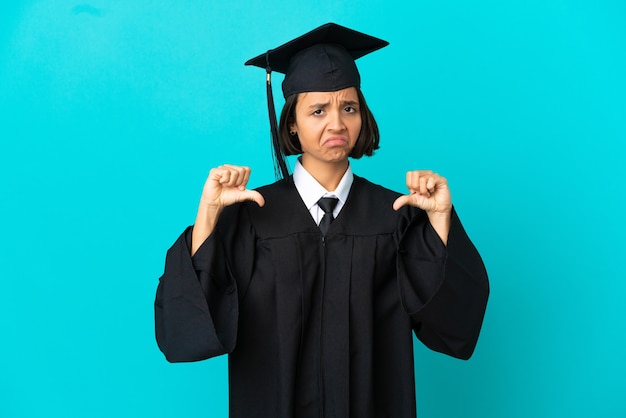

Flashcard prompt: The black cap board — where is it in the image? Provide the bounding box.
[245,23,389,179]
[246,23,389,97]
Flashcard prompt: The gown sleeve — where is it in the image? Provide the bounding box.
[397,208,489,360]
[154,205,252,363]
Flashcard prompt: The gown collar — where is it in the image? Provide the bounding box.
[292,159,353,216]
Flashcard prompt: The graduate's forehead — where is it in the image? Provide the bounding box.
[296,87,360,108]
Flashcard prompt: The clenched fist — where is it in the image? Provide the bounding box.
[393,170,452,245]
[192,164,264,256]
[199,164,265,210]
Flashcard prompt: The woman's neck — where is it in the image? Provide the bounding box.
[300,156,349,191]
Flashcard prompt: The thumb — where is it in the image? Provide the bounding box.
[393,195,410,211]
[240,189,265,207]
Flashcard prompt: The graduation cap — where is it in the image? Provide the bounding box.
[245,23,389,179]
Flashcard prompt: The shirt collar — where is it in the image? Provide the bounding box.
[293,159,353,210]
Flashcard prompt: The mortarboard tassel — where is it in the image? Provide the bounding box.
[265,52,290,180]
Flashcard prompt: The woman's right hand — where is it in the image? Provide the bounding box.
[191,164,265,256]
[200,164,265,210]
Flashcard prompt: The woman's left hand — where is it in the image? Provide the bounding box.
[393,170,452,244]
[393,170,452,213]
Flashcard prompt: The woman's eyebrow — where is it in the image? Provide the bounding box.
[307,99,359,109]
[308,101,330,109]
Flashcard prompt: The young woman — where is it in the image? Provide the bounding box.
[155,23,489,418]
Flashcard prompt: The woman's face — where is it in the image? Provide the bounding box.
[290,87,362,166]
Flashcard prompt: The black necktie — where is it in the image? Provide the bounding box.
[317,197,338,236]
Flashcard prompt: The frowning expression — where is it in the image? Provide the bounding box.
[290,87,362,165]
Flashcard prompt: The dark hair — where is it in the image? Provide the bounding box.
[277,88,380,159]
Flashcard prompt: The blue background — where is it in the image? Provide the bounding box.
[1,1,625,417]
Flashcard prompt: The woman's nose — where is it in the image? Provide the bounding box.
[327,110,346,131]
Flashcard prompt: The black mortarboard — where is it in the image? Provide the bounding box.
[245,23,388,179]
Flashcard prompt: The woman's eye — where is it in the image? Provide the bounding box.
[312,109,323,115]
[344,106,357,113]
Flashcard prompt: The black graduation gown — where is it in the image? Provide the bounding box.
[155,175,489,418]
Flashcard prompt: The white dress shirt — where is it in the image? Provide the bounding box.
[292,159,353,226]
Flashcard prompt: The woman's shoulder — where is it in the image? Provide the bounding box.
[255,177,294,195]
[352,175,402,199]
[350,175,426,222]
[242,178,312,236]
